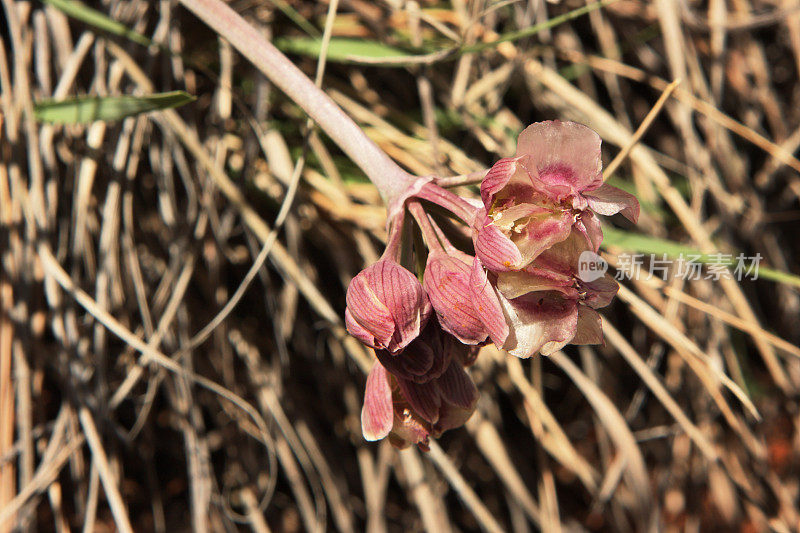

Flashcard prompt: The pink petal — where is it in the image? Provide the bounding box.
[584,183,640,223]
[499,291,579,357]
[423,251,489,345]
[469,257,509,347]
[512,209,574,265]
[361,363,394,441]
[345,274,395,350]
[535,229,592,271]
[473,212,524,272]
[367,260,431,353]
[572,306,604,345]
[516,121,603,197]
[437,362,479,410]
[495,269,574,300]
[396,378,442,424]
[345,308,378,348]
[481,157,519,209]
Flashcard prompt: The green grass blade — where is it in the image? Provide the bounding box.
[274,37,410,64]
[268,0,320,37]
[43,0,153,46]
[34,91,196,124]
[276,0,616,67]
[602,228,800,289]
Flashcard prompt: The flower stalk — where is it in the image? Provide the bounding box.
[178,0,416,203]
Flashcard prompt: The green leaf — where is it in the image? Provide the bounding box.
[43,0,153,46]
[275,0,616,67]
[34,91,196,124]
[602,228,703,259]
[274,37,410,64]
[602,228,800,289]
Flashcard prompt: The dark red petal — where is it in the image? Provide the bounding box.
[396,379,442,424]
[437,362,479,410]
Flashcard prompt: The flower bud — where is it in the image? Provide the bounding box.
[345,259,431,354]
[422,249,508,347]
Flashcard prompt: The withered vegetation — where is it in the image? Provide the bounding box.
[2,0,800,531]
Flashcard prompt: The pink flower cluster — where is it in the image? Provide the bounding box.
[346,121,640,449]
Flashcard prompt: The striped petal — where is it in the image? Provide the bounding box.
[346,259,431,354]
[424,250,489,345]
[361,363,394,441]
[469,257,509,347]
[396,379,441,424]
[481,157,520,209]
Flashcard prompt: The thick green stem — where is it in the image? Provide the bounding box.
[178,0,416,202]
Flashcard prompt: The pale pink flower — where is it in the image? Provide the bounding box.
[489,232,618,357]
[474,120,639,271]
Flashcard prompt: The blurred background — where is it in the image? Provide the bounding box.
[2,0,800,531]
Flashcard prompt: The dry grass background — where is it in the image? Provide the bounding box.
[2,0,800,531]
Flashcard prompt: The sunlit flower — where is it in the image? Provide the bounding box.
[474,120,639,271]
[351,119,642,445]
[490,232,618,357]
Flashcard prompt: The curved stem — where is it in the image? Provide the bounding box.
[381,210,406,261]
[415,183,479,225]
[408,201,444,252]
[434,169,487,188]
[179,0,416,202]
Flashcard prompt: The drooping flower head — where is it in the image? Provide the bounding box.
[348,119,642,448]
[423,248,508,347]
[345,258,431,354]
